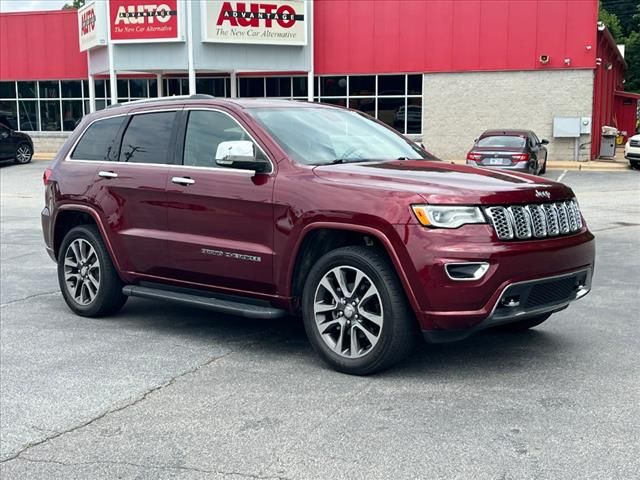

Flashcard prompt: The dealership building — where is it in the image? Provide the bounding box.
[0,0,637,161]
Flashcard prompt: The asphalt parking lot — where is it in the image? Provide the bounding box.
[1,161,639,479]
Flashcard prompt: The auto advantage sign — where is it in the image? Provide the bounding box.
[78,1,107,51]
[201,1,307,46]
[109,0,183,43]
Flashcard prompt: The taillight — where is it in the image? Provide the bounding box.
[467,152,482,161]
[43,168,52,185]
[511,153,530,162]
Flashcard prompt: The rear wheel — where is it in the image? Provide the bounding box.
[14,144,32,164]
[302,246,416,375]
[491,313,551,332]
[630,160,640,170]
[58,225,127,317]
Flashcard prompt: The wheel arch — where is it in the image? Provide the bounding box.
[287,222,420,314]
[53,205,122,272]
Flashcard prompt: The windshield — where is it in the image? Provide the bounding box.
[476,135,526,148]
[248,106,437,165]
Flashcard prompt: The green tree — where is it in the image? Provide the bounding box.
[624,31,640,93]
[62,0,85,10]
[599,6,624,40]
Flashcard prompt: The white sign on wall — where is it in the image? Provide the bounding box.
[201,0,307,46]
[78,1,107,51]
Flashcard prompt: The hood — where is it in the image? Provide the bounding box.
[312,160,573,204]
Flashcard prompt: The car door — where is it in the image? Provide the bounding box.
[90,109,180,277]
[0,124,15,159]
[164,108,276,295]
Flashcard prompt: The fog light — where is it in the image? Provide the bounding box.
[501,296,520,308]
[445,262,490,281]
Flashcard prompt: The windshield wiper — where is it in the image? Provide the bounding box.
[329,158,371,165]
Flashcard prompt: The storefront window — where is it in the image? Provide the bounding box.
[266,77,291,97]
[19,101,38,130]
[239,78,264,97]
[61,81,82,98]
[0,101,18,129]
[149,79,158,97]
[317,74,423,134]
[349,76,375,96]
[129,79,148,98]
[39,81,59,99]
[40,100,61,131]
[292,77,307,97]
[116,80,128,98]
[0,82,16,98]
[377,97,405,131]
[62,100,83,131]
[321,76,347,97]
[196,78,225,96]
[18,81,37,98]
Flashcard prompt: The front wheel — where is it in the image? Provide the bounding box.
[491,313,551,332]
[14,144,32,164]
[57,225,127,317]
[302,246,416,375]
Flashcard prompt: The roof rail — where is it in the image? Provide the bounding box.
[107,94,215,109]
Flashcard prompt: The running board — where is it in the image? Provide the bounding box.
[122,285,286,319]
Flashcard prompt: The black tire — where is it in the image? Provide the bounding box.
[57,225,127,317]
[14,143,32,164]
[302,246,416,375]
[630,160,640,170]
[491,313,551,333]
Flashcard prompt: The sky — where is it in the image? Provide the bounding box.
[0,0,68,12]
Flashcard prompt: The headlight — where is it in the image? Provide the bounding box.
[411,205,486,228]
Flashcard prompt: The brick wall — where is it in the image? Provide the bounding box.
[422,70,594,161]
[27,132,70,156]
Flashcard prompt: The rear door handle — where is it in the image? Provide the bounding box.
[172,176,195,186]
[98,171,118,179]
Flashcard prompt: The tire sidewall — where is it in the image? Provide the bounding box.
[302,248,403,373]
[57,225,114,317]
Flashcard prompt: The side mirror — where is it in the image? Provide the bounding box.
[540,139,549,145]
[215,140,269,173]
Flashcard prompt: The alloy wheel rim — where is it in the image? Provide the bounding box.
[16,146,31,163]
[313,265,384,359]
[64,239,100,305]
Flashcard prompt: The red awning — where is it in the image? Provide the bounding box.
[615,90,640,100]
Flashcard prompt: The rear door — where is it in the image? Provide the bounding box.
[90,109,180,277]
[164,108,276,295]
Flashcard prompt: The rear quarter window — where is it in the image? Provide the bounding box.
[70,116,124,161]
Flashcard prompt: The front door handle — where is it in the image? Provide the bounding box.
[98,171,118,179]
[172,176,195,186]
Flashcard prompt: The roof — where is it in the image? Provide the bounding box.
[615,90,640,100]
[480,129,533,137]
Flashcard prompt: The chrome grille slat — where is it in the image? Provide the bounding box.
[485,200,583,241]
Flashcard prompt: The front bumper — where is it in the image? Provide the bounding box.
[422,268,591,342]
[394,224,595,335]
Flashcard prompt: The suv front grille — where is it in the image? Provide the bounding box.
[485,200,583,240]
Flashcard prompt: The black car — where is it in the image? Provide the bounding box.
[466,129,548,175]
[0,124,33,164]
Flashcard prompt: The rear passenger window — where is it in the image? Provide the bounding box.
[71,116,124,161]
[119,111,177,164]
[183,110,267,168]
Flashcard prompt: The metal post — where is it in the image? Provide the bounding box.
[156,73,163,97]
[186,0,196,95]
[230,71,237,98]
[307,0,314,102]
[105,0,117,105]
[87,50,96,113]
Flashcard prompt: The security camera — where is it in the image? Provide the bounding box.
[597,21,605,31]
[539,55,550,64]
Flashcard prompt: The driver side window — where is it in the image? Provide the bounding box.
[183,110,266,168]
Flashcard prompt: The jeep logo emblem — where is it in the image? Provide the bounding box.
[535,190,551,199]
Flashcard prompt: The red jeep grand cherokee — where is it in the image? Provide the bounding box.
[41,96,595,374]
